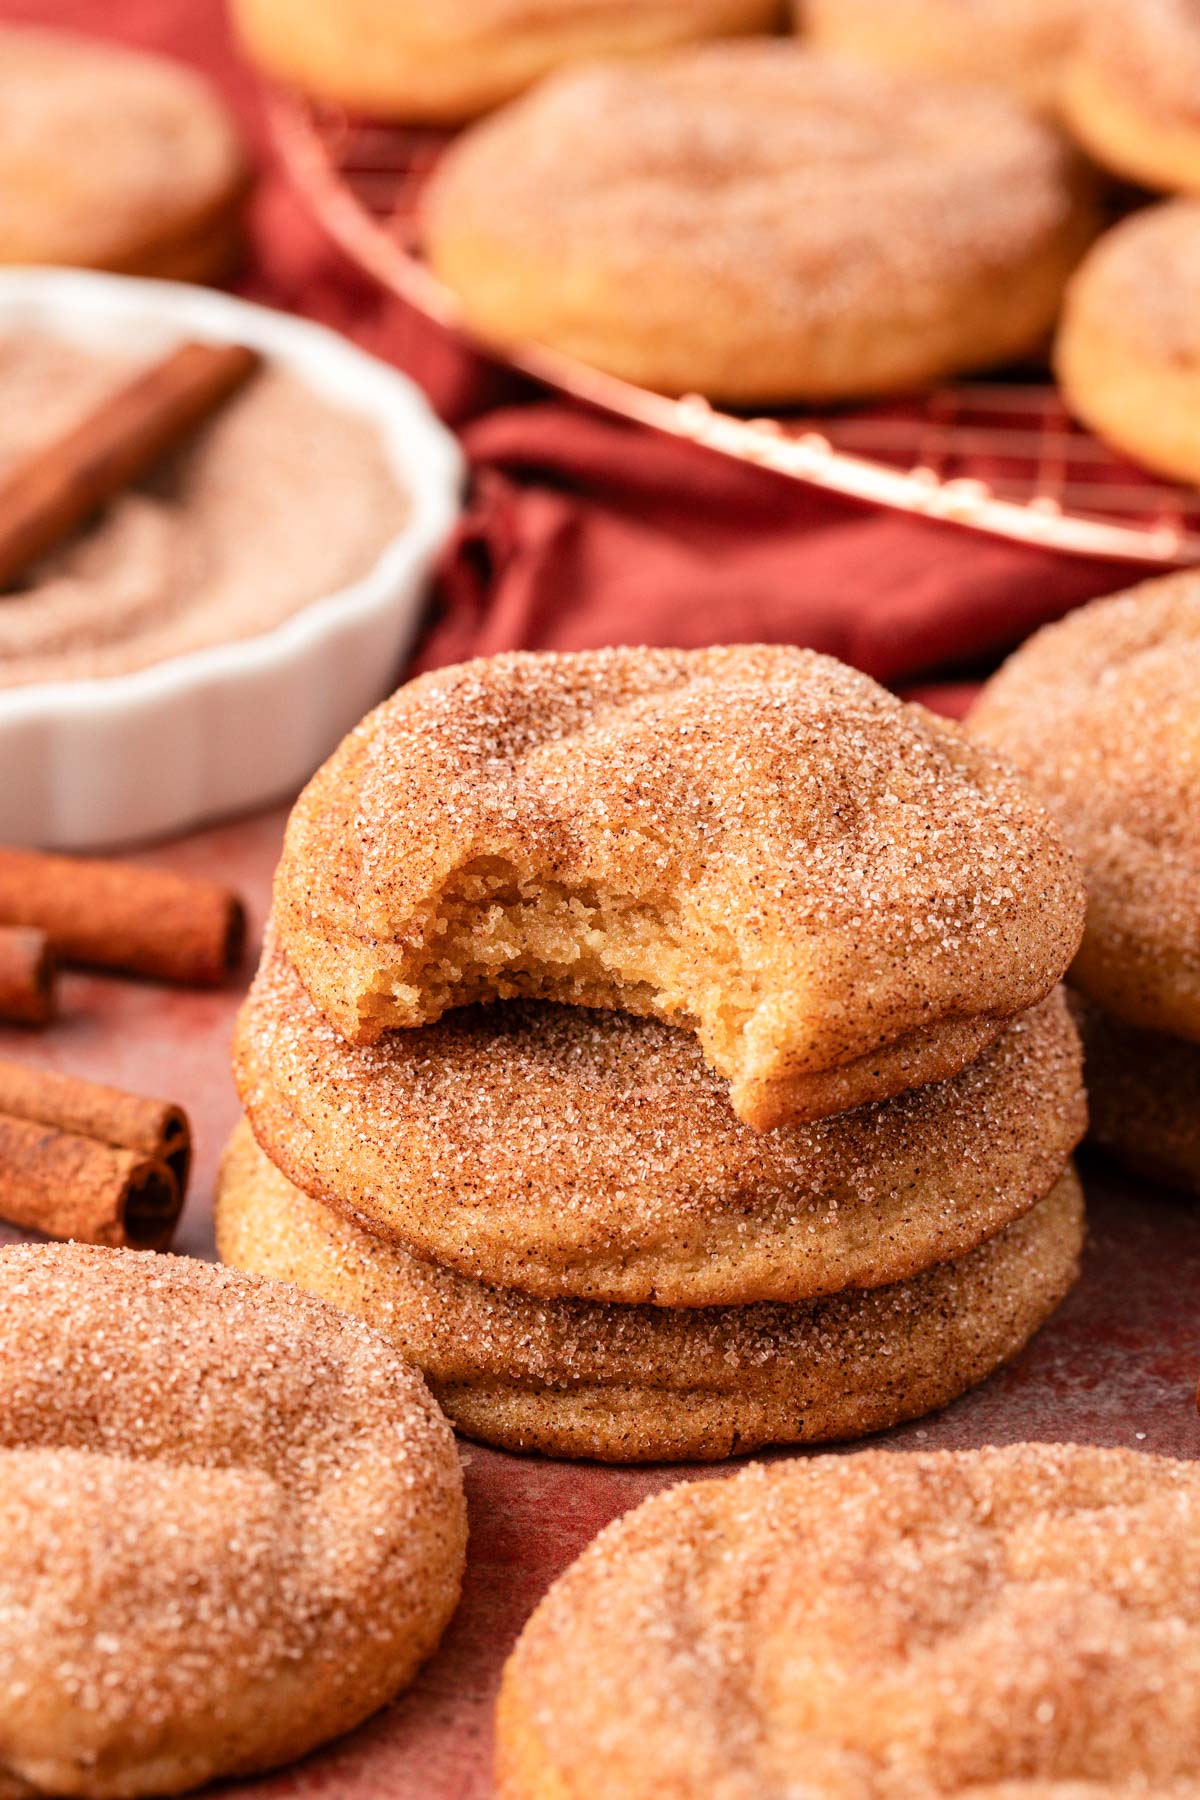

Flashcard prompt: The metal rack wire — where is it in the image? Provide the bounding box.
[269,93,1200,566]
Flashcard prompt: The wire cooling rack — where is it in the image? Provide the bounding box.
[269,92,1200,566]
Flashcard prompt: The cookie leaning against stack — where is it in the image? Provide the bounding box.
[220,644,1088,1462]
[972,571,1200,1195]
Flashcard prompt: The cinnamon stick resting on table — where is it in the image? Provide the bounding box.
[0,1058,190,1249]
[0,847,246,985]
[0,926,57,1025]
[0,1058,191,1192]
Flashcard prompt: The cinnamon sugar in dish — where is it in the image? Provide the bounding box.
[0,332,408,687]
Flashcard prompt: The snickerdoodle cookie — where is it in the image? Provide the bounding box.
[971,573,1200,1041]
[236,938,1085,1305]
[273,646,1086,1133]
[217,1124,1083,1463]
[0,28,248,281]
[1055,201,1200,485]
[423,43,1097,404]
[231,0,780,123]
[496,1443,1200,1797]
[0,1242,465,1798]
[800,0,1084,112]
[1069,992,1200,1195]
[1063,0,1200,194]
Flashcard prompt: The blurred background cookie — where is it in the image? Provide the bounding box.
[799,0,1085,112]
[972,572,1200,1043]
[230,0,782,123]
[0,26,249,281]
[1055,200,1200,485]
[423,43,1099,403]
[972,574,1200,1192]
[1069,993,1200,1196]
[1063,0,1200,193]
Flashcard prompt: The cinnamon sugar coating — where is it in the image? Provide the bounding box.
[237,938,1084,1305]
[232,0,779,123]
[972,574,1200,1041]
[423,43,1098,403]
[1054,202,1200,485]
[1063,0,1200,193]
[217,1125,1082,1463]
[0,27,247,279]
[274,646,1086,1133]
[497,1443,1200,1797]
[0,1243,466,1799]
[1069,992,1200,1196]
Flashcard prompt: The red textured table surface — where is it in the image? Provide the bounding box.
[1,805,1197,1800]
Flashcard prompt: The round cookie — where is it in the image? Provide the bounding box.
[217,1124,1084,1463]
[236,938,1085,1305]
[1063,0,1200,194]
[0,1242,466,1798]
[0,27,247,280]
[1054,201,1200,485]
[231,0,781,124]
[1069,992,1200,1196]
[800,0,1084,112]
[496,1443,1200,1797]
[274,645,1086,1134]
[971,573,1200,1042]
[422,43,1098,404]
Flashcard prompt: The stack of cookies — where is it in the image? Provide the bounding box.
[219,645,1089,1462]
[973,571,1200,1197]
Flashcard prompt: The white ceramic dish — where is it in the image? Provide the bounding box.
[0,268,463,850]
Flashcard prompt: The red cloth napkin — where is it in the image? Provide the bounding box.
[5,0,1149,707]
[419,403,1142,699]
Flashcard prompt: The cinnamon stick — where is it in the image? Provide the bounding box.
[0,1059,190,1250]
[0,927,57,1025]
[0,340,261,591]
[0,1057,191,1195]
[0,847,246,986]
[0,1115,181,1250]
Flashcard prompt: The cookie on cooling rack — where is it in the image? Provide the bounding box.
[0,1242,465,1797]
[231,0,781,123]
[1055,201,1200,486]
[799,0,1084,112]
[1063,0,1200,193]
[423,42,1098,404]
[972,570,1200,1043]
[0,27,248,280]
[496,1443,1200,1796]
[272,645,1086,1133]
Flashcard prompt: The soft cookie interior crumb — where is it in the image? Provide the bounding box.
[363,856,752,1071]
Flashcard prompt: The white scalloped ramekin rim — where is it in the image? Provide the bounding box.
[0,268,463,850]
